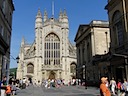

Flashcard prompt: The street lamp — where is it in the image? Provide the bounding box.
[16,56,24,80]
[83,62,87,89]
[16,56,20,63]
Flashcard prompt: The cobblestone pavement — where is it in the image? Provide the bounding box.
[16,85,100,96]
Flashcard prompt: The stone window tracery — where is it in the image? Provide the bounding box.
[27,64,34,73]
[70,64,76,73]
[44,33,60,65]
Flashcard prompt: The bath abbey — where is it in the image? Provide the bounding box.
[16,9,77,84]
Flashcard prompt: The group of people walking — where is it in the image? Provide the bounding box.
[43,78,64,89]
[0,76,31,96]
[100,77,128,96]
[0,76,18,96]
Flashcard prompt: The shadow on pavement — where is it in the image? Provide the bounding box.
[65,94,96,96]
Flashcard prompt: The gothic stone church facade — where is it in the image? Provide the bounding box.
[16,9,76,84]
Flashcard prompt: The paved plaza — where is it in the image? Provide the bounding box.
[16,85,100,96]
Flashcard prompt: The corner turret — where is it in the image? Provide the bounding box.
[43,9,48,22]
[21,36,25,47]
[35,9,43,29]
[62,9,69,29]
[59,9,63,22]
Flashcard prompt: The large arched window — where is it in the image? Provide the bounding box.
[112,11,124,46]
[44,33,60,65]
[27,63,34,73]
[70,63,76,73]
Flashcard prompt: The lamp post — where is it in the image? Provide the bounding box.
[83,62,87,89]
[105,31,108,53]
[16,56,24,80]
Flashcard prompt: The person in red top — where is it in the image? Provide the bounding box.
[100,77,111,96]
[5,84,11,96]
[117,79,121,95]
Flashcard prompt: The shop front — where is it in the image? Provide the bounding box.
[110,55,128,82]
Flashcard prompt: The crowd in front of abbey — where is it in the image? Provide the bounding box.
[0,76,78,96]
[2,76,128,96]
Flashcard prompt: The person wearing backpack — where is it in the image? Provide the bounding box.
[5,84,11,96]
[1,76,7,96]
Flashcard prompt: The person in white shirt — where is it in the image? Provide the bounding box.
[110,77,117,95]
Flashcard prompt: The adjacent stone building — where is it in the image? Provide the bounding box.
[105,0,128,81]
[74,20,110,85]
[16,9,76,84]
[0,0,15,80]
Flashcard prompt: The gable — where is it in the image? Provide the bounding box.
[74,25,89,42]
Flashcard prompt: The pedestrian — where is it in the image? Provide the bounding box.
[5,84,11,96]
[100,77,111,96]
[48,79,51,89]
[68,79,71,86]
[11,82,17,96]
[56,79,61,88]
[120,81,126,96]
[110,77,117,95]
[117,79,122,96]
[44,79,48,88]
[19,79,22,89]
[1,76,7,96]
[78,79,81,85]
[34,79,37,87]
[122,79,128,96]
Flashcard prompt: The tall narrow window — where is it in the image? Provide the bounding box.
[87,42,90,62]
[112,11,124,46]
[70,64,76,73]
[44,33,60,65]
[2,0,5,14]
[0,25,4,36]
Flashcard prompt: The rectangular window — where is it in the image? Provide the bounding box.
[45,43,46,49]
[2,0,5,14]
[45,51,46,57]
[0,25,4,36]
[58,43,59,49]
[54,43,55,49]
[44,60,46,64]
[7,34,10,45]
[54,59,55,65]
[116,22,124,45]
[9,12,12,26]
[48,43,50,49]
[87,43,90,62]
[54,51,55,58]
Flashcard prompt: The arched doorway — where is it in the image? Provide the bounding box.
[49,71,56,80]
[26,75,33,84]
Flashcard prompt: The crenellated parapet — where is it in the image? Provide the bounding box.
[40,9,69,29]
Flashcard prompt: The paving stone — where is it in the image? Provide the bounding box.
[16,85,100,96]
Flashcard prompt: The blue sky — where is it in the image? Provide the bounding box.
[10,0,108,68]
